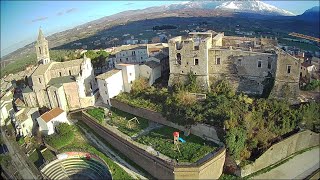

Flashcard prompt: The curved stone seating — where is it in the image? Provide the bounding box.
[41,152,111,180]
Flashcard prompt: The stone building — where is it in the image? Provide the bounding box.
[22,29,98,111]
[168,31,300,98]
[97,61,161,106]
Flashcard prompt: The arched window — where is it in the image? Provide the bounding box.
[177,53,181,65]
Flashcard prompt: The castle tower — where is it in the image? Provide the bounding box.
[35,28,50,64]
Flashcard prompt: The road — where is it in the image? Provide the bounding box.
[1,130,39,180]
[254,147,320,179]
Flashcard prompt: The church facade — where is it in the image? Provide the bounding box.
[22,29,98,111]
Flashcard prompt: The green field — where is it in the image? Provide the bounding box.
[136,126,216,163]
[108,107,149,136]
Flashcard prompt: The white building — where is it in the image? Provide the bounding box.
[14,107,40,137]
[140,60,162,85]
[0,91,14,126]
[97,62,161,106]
[115,45,148,64]
[37,107,70,135]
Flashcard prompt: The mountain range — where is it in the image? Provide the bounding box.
[1,1,318,65]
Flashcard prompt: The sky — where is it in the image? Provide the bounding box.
[1,0,319,57]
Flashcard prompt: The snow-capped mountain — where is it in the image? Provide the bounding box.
[161,0,294,16]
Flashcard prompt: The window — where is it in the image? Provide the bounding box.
[258,61,262,68]
[69,70,72,75]
[177,53,181,65]
[132,51,136,55]
[39,47,41,54]
[287,65,291,74]
[268,61,271,69]
[38,78,41,83]
[238,59,242,66]
[130,81,133,84]
[194,46,199,50]
[216,58,221,65]
[59,72,62,77]
[129,73,132,76]
[141,57,143,60]
[194,59,199,65]
[22,124,25,128]
[120,58,122,62]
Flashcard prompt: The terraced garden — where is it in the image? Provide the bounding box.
[136,126,216,163]
[86,107,149,136]
[86,107,217,163]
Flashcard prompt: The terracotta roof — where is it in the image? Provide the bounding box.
[40,107,64,123]
[15,98,25,107]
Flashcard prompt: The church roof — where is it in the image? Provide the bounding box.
[40,107,64,123]
[32,62,54,76]
[51,59,84,70]
[96,69,121,79]
[38,28,46,41]
[47,76,77,86]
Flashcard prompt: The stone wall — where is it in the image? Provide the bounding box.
[238,130,320,177]
[80,111,226,179]
[110,99,221,142]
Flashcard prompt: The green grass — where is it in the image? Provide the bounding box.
[56,123,133,180]
[86,108,105,123]
[29,149,44,168]
[18,137,25,145]
[41,149,56,162]
[108,107,149,136]
[76,120,155,179]
[44,124,74,150]
[136,126,216,163]
[279,39,319,52]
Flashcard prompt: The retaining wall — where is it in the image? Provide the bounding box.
[238,130,320,177]
[110,99,221,142]
[80,111,226,179]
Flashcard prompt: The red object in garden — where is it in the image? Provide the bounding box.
[86,154,91,160]
[173,131,179,137]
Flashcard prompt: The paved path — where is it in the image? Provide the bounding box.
[254,147,320,179]
[1,130,39,180]
[78,125,148,180]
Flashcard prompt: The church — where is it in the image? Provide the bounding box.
[22,29,98,111]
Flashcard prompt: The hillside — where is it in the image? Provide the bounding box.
[1,4,319,71]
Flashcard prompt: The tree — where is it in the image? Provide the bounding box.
[131,78,149,95]
[225,127,247,160]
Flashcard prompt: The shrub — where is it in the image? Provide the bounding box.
[44,123,74,150]
[87,108,105,123]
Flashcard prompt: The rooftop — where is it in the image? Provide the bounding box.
[51,59,84,70]
[96,69,121,79]
[22,86,33,94]
[40,107,64,123]
[32,62,54,76]
[143,60,161,69]
[47,76,77,86]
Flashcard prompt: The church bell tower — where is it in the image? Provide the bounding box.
[35,28,50,64]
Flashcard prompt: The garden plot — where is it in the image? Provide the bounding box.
[136,126,217,163]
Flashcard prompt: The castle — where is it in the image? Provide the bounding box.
[168,31,300,98]
[22,29,98,111]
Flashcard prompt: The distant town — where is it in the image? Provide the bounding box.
[1,1,319,180]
